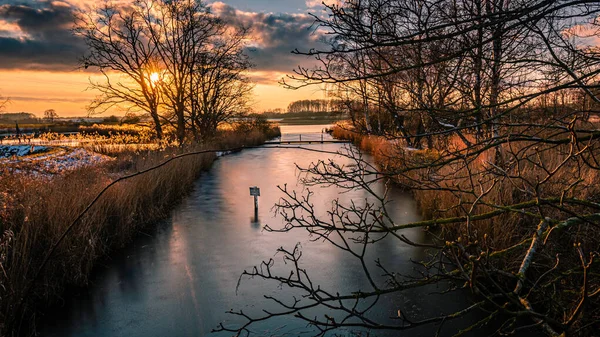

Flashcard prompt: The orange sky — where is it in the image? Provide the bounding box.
[0,0,332,118]
[0,70,326,117]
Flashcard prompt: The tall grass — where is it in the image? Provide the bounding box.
[332,122,600,259]
[0,125,280,336]
[332,123,600,330]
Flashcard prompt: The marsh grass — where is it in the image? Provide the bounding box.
[332,123,600,330]
[0,126,280,336]
[335,125,599,237]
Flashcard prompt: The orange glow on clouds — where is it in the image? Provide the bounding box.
[0,0,328,117]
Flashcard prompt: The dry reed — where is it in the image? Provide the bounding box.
[331,123,600,332]
[0,126,280,336]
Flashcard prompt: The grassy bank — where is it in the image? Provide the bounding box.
[332,124,599,242]
[0,124,280,336]
[332,124,600,333]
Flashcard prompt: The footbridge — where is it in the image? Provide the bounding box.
[264,134,351,145]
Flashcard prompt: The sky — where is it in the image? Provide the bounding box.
[0,0,334,117]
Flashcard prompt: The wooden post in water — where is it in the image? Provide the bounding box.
[299,134,302,142]
[249,186,260,222]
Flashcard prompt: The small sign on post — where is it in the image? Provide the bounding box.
[249,186,260,197]
[249,186,260,222]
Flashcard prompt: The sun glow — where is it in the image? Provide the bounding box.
[150,72,160,84]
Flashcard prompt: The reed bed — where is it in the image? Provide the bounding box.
[332,124,600,332]
[333,124,599,246]
[0,125,280,336]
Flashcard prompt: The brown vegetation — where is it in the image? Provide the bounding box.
[332,122,600,334]
[0,124,280,336]
[184,0,600,333]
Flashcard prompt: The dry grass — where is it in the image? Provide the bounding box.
[332,121,600,258]
[0,125,280,336]
[332,123,600,332]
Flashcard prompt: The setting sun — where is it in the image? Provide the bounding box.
[149,72,160,84]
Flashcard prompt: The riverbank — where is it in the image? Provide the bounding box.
[331,125,454,219]
[0,124,280,336]
[330,124,600,334]
[38,125,449,337]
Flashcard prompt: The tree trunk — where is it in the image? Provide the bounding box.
[487,0,505,165]
[151,111,163,140]
[176,102,186,145]
[474,0,484,141]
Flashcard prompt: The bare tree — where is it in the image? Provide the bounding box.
[141,0,217,144]
[188,24,253,140]
[219,0,600,335]
[287,99,342,113]
[43,109,58,123]
[0,94,9,113]
[77,0,254,144]
[75,1,165,139]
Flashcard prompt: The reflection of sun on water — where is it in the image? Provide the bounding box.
[150,72,160,84]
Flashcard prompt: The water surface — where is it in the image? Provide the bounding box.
[41,125,488,337]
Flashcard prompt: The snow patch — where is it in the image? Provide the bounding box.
[33,148,110,174]
[2,147,112,177]
[216,150,233,157]
[0,145,48,158]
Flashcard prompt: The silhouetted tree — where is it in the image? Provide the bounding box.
[141,0,219,144]
[77,0,253,143]
[0,94,9,113]
[75,1,164,139]
[188,24,253,140]
[286,99,342,113]
[43,109,58,122]
[220,0,600,335]
[121,112,141,124]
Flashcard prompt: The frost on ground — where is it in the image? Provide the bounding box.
[31,149,111,174]
[0,145,48,158]
[1,147,112,177]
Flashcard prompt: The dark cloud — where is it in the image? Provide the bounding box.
[211,2,327,73]
[0,1,85,70]
[0,1,327,73]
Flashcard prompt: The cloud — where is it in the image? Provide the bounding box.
[210,2,328,74]
[248,70,290,85]
[0,0,86,70]
[0,20,22,38]
[305,0,340,9]
[0,0,328,76]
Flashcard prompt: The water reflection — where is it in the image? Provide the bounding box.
[40,125,488,337]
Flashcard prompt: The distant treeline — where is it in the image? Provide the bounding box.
[261,99,347,117]
[0,113,38,123]
[0,112,149,137]
[286,99,343,114]
[0,112,144,125]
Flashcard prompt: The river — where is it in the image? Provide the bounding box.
[40,124,492,337]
